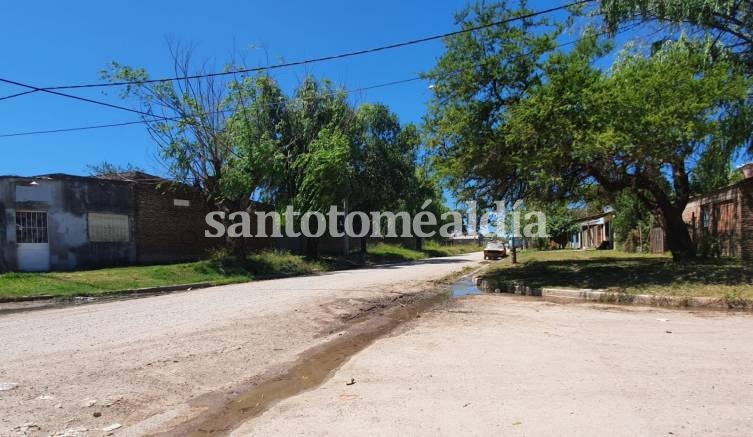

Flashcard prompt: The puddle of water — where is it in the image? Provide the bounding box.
[451,276,482,298]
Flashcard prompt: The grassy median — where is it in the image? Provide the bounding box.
[0,243,481,299]
[483,250,753,301]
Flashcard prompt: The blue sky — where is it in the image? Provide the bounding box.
[0,0,582,177]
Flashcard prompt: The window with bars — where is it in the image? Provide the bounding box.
[88,213,130,242]
[16,211,49,244]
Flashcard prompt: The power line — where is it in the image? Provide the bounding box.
[0,78,164,119]
[0,76,427,138]
[0,119,156,138]
[0,0,591,100]
[0,89,36,100]
[0,24,636,140]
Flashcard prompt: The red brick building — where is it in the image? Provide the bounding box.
[104,172,273,264]
[680,175,753,259]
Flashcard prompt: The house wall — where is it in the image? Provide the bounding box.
[0,179,15,271]
[0,176,136,271]
[572,214,613,250]
[680,179,753,258]
[134,183,220,264]
[134,183,274,263]
[739,179,753,260]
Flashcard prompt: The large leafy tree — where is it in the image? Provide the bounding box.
[599,0,753,68]
[103,48,282,255]
[505,39,749,259]
[426,2,751,260]
[349,104,419,253]
[424,1,565,208]
[597,0,753,156]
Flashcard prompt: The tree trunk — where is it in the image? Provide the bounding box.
[305,237,320,259]
[657,204,696,261]
[221,201,249,262]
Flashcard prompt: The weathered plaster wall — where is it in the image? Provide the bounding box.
[0,176,137,271]
[56,178,136,269]
[0,179,16,271]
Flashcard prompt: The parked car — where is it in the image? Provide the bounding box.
[483,242,507,260]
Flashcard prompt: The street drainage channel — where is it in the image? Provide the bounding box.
[153,284,464,437]
[450,275,483,298]
[153,276,482,436]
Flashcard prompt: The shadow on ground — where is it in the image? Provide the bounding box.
[485,257,753,291]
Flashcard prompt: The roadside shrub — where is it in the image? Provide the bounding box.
[247,250,320,276]
[206,247,246,275]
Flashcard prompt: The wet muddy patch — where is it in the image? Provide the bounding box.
[150,289,452,436]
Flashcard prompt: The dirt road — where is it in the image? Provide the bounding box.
[234,295,753,437]
[0,253,481,436]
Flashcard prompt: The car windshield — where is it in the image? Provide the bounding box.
[485,242,504,250]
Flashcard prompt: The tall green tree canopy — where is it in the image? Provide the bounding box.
[106,46,430,257]
[598,0,753,68]
[426,2,752,260]
[424,1,566,207]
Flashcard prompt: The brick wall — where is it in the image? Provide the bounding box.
[134,182,217,263]
[681,178,753,259]
[740,179,753,260]
[134,183,276,263]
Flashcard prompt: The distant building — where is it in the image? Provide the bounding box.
[447,232,481,245]
[0,172,272,272]
[669,165,753,259]
[568,212,614,250]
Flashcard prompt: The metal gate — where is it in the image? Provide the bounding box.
[16,211,50,271]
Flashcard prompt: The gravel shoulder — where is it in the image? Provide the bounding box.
[234,294,753,437]
[0,253,481,436]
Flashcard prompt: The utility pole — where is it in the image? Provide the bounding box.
[511,234,517,264]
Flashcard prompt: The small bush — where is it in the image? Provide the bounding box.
[247,250,320,276]
[206,247,247,275]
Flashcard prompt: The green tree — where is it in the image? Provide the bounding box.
[611,190,651,252]
[293,126,354,257]
[424,1,566,208]
[350,104,419,253]
[426,2,751,260]
[103,47,281,256]
[508,40,749,259]
[86,162,145,177]
[598,0,753,68]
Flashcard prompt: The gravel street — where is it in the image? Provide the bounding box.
[234,294,753,437]
[4,252,753,437]
[0,253,480,436]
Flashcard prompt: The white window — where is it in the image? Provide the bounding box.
[173,199,190,207]
[88,213,130,242]
[16,211,49,243]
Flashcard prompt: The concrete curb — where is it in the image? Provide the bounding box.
[473,277,750,310]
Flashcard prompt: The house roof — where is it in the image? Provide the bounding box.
[569,211,613,226]
[0,172,188,187]
[0,173,132,185]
